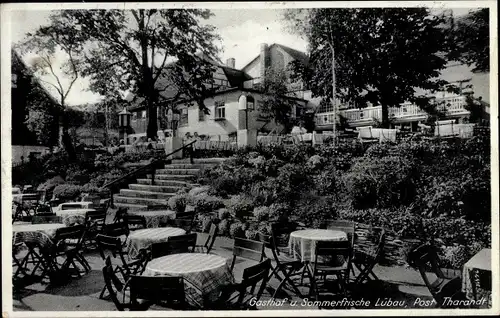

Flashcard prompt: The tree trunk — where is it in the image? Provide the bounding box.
[60,110,76,160]
[381,104,390,128]
[146,97,158,140]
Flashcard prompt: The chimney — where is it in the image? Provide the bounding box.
[259,43,269,81]
[226,58,235,68]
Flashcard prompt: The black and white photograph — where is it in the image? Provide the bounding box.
[1,1,498,316]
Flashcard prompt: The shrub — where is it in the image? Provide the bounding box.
[227,195,256,221]
[229,222,246,238]
[168,194,189,213]
[190,194,224,214]
[307,155,325,170]
[52,184,83,201]
[218,208,231,220]
[294,194,338,228]
[37,176,66,192]
[218,218,231,236]
[188,186,210,197]
[252,206,271,222]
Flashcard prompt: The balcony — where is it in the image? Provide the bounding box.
[315,96,470,128]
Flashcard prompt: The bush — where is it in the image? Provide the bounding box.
[190,194,224,214]
[37,176,66,192]
[229,222,246,238]
[218,208,231,220]
[168,193,189,213]
[52,184,83,201]
[294,194,338,228]
[218,218,231,236]
[227,195,256,220]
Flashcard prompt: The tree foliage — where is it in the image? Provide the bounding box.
[445,8,489,73]
[51,9,221,139]
[285,8,450,128]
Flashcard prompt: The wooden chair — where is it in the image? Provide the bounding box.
[149,233,198,259]
[310,240,353,298]
[128,275,189,310]
[323,219,356,283]
[407,244,466,308]
[53,225,90,278]
[113,207,128,223]
[259,232,304,298]
[167,212,196,233]
[229,237,265,273]
[195,222,218,254]
[96,234,148,299]
[83,210,107,249]
[31,215,62,224]
[352,227,386,285]
[124,214,147,231]
[215,259,272,310]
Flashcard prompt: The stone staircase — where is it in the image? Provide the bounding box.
[113,158,225,210]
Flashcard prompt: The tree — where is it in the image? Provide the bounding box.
[446,8,489,73]
[258,67,300,133]
[285,8,450,128]
[54,9,221,140]
[18,13,86,159]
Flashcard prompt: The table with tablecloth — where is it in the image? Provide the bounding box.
[12,223,66,250]
[289,229,348,262]
[128,210,176,228]
[143,253,234,308]
[462,248,491,307]
[55,209,95,226]
[125,227,186,259]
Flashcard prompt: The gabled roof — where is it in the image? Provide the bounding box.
[241,43,309,71]
[220,66,252,86]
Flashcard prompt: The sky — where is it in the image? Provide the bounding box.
[9,7,477,106]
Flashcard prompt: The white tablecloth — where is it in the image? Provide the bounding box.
[125,227,186,259]
[12,223,66,249]
[56,209,95,226]
[462,248,491,306]
[143,253,234,308]
[289,229,347,262]
[129,210,176,228]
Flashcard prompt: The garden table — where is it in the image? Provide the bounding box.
[462,248,491,307]
[56,209,96,226]
[128,210,176,228]
[125,227,185,259]
[143,253,234,308]
[12,223,66,249]
[289,229,347,262]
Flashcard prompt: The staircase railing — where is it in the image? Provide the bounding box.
[100,140,197,208]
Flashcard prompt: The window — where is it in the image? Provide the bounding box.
[215,101,225,120]
[199,108,205,121]
[179,108,188,126]
[247,96,255,110]
[141,110,147,119]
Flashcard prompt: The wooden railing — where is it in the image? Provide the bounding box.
[100,140,197,208]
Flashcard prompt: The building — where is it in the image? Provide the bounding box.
[127,43,311,144]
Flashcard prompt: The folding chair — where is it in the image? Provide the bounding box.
[408,244,466,308]
[83,210,107,249]
[229,237,265,273]
[149,233,198,259]
[310,240,353,299]
[123,214,147,231]
[96,234,148,299]
[323,219,356,283]
[113,207,128,223]
[352,227,385,285]
[195,223,218,254]
[168,212,196,233]
[128,275,189,310]
[53,225,90,278]
[215,259,272,310]
[259,232,304,298]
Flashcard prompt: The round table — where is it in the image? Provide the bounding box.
[143,253,234,308]
[125,227,186,259]
[56,209,95,226]
[289,229,347,262]
[12,223,66,249]
[129,210,176,228]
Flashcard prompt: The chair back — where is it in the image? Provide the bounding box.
[102,256,127,311]
[103,221,130,238]
[61,203,86,210]
[129,275,186,309]
[124,215,147,231]
[203,223,219,253]
[54,225,86,249]
[230,237,265,272]
[113,207,128,223]
[233,259,271,308]
[85,210,107,230]
[170,218,194,233]
[270,222,297,248]
[407,244,447,298]
[313,240,352,274]
[96,234,128,266]
[32,215,62,224]
[167,233,197,253]
[175,211,195,220]
[258,232,282,266]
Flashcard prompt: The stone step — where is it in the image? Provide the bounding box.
[146,174,196,180]
[172,158,227,164]
[119,189,176,200]
[113,202,149,211]
[113,195,169,207]
[166,164,206,169]
[136,179,193,187]
[129,184,183,193]
[155,168,200,175]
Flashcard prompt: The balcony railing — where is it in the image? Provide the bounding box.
[315,96,469,126]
